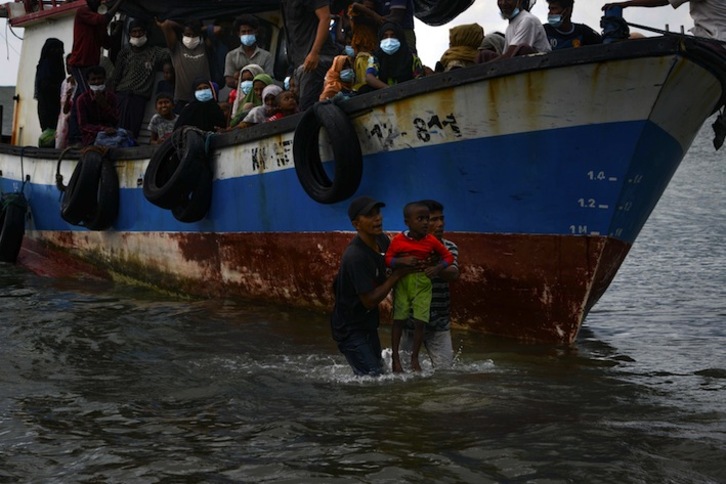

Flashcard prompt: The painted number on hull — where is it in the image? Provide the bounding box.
[587,170,618,182]
[413,114,462,142]
[569,225,589,234]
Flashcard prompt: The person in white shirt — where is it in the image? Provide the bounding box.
[499,0,553,56]
[603,0,726,42]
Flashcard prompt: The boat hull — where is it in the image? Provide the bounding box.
[2,37,724,344]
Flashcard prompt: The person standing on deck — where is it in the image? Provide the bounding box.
[331,196,414,377]
[545,0,602,50]
[281,0,340,111]
[499,0,552,56]
[602,0,726,41]
[223,15,274,88]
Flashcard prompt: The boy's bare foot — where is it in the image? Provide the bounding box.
[392,359,403,373]
[411,358,422,372]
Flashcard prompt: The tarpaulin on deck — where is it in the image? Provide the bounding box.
[118,0,474,26]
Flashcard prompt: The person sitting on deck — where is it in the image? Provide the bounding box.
[438,23,485,71]
[320,54,356,100]
[231,84,283,129]
[147,92,178,144]
[174,78,227,132]
[545,0,603,50]
[75,65,120,146]
[361,22,424,93]
[267,90,299,122]
[499,0,552,57]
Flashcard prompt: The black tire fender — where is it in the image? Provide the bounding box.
[144,128,206,209]
[171,163,213,223]
[293,102,363,204]
[61,151,103,225]
[0,193,27,263]
[84,158,120,231]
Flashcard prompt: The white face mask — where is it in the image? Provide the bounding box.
[89,84,106,93]
[129,35,147,48]
[183,36,201,49]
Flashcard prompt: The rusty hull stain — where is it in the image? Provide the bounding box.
[20,230,630,345]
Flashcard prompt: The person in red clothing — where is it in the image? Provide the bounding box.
[385,201,454,373]
[75,66,119,146]
[67,0,124,145]
[68,0,124,94]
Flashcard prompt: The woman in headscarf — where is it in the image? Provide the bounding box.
[230,72,274,126]
[320,55,355,101]
[362,22,423,92]
[238,84,283,127]
[231,63,265,117]
[35,38,66,133]
[174,78,227,132]
[439,23,485,72]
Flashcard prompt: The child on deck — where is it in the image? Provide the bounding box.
[147,92,178,144]
[385,201,454,373]
[267,91,299,122]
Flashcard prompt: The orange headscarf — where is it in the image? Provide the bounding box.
[320,55,353,101]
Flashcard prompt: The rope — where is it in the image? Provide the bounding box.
[55,146,74,192]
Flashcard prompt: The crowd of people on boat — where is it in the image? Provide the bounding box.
[32,0,725,150]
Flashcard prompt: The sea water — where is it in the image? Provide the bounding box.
[0,120,724,483]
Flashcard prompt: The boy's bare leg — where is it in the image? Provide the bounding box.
[391,319,404,373]
[411,319,424,372]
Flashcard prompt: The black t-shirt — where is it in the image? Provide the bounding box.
[282,0,339,66]
[330,234,390,342]
[544,23,603,50]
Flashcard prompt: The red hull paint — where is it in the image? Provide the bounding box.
[19,231,631,344]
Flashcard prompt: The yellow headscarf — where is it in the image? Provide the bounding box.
[439,23,485,70]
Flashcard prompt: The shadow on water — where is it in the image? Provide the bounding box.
[1,263,724,483]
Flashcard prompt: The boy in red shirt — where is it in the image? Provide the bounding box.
[385,201,454,372]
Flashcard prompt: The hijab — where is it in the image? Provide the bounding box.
[439,24,485,71]
[244,84,283,124]
[375,22,415,85]
[231,64,265,117]
[174,77,226,131]
[320,55,353,101]
[242,73,275,107]
[35,38,65,99]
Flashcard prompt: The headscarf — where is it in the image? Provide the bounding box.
[231,64,265,116]
[479,32,506,55]
[320,55,353,101]
[174,77,227,131]
[439,24,485,71]
[243,84,283,124]
[35,38,65,100]
[375,22,415,85]
[242,73,275,107]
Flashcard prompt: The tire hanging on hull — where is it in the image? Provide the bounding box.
[58,148,120,230]
[293,102,363,204]
[0,193,27,263]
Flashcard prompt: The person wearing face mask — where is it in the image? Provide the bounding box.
[110,20,170,138]
[230,64,265,119]
[156,17,211,110]
[544,0,602,50]
[174,78,227,132]
[319,55,357,100]
[362,22,424,92]
[75,65,120,146]
[498,0,552,57]
[223,16,274,89]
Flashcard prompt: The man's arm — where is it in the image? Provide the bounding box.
[358,267,410,309]
[155,18,180,50]
[303,5,332,72]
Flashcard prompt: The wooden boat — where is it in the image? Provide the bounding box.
[1,1,725,343]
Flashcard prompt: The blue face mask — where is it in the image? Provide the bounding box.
[195,88,214,102]
[283,77,291,90]
[500,7,520,20]
[240,34,256,47]
[344,45,355,57]
[240,80,253,95]
[380,38,401,55]
[340,68,355,84]
[548,14,563,28]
